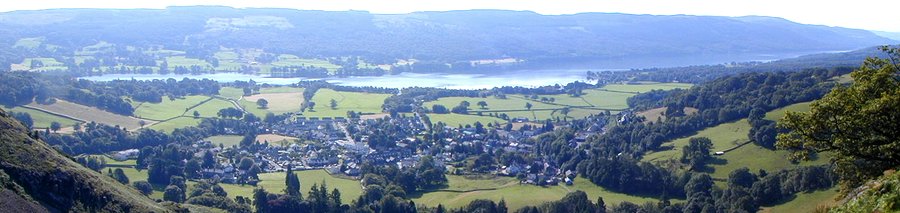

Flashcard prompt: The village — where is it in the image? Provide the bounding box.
[108,112,613,187]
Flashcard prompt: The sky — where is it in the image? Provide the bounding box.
[1,0,898,32]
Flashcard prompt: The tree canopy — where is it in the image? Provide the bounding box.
[777,46,900,189]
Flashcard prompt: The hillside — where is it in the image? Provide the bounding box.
[832,170,900,212]
[0,7,894,67]
[0,108,169,212]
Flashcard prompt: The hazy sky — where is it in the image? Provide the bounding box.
[2,0,898,32]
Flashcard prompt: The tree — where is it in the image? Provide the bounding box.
[138,120,146,128]
[257,98,269,109]
[193,110,200,118]
[681,137,713,170]
[133,181,153,196]
[50,121,61,132]
[307,101,316,111]
[113,168,130,184]
[477,101,488,109]
[164,185,186,203]
[525,102,533,110]
[330,99,338,109]
[432,104,449,114]
[777,46,900,189]
[285,166,301,196]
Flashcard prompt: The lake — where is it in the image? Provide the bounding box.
[79,69,603,89]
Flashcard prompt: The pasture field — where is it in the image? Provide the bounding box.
[218,87,245,100]
[762,187,839,213]
[143,49,186,57]
[412,175,662,210]
[764,102,812,121]
[636,107,699,124]
[240,99,270,117]
[1,105,80,128]
[27,100,150,130]
[302,89,390,118]
[259,87,304,94]
[75,41,114,56]
[215,170,362,204]
[642,103,830,187]
[600,83,694,93]
[15,57,68,71]
[709,139,831,186]
[578,90,636,110]
[642,119,753,163]
[213,50,243,71]
[427,113,506,127]
[426,96,554,111]
[95,155,137,167]
[271,54,342,71]
[148,117,201,133]
[206,135,243,147]
[165,56,213,70]
[134,96,211,120]
[244,92,303,114]
[189,98,235,118]
[13,37,43,49]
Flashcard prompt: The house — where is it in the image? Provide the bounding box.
[111,149,140,161]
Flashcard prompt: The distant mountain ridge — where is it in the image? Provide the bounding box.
[0,6,895,65]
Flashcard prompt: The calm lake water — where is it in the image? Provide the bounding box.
[79,69,604,89]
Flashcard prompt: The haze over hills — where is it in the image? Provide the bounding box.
[0,6,894,67]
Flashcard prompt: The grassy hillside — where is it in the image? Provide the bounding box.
[0,109,168,212]
[831,171,900,212]
[642,102,830,187]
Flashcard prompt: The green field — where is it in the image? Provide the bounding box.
[577,90,637,110]
[213,50,243,71]
[218,87,245,100]
[216,170,362,204]
[148,117,201,133]
[427,113,507,127]
[206,135,243,147]
[272,54,341,71]
[301,89,390,118]
[642,119,753,163]
[134,96,211,120]
[423,88,637,126]
[764,102,812,121]
[101,155,361,203]
[412,175,662,210]
[13,37,43,49]
[426,96,555,111]
[642,103,831,187]
[1,106,80,128]
[600,83,694,93]
[20,57,67,71]
[76,41,114,56]
[165,56,213,70]
[763,187,839,213]
[189,98,235,118]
